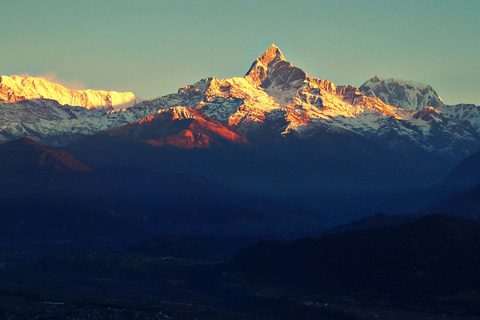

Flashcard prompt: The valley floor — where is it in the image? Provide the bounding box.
[1,245,480,320]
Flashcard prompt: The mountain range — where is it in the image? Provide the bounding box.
[360,75,480,132]
[3,45,480,319]
[2,44,480,239]
[0,74,138,109]
[1,45,479,158]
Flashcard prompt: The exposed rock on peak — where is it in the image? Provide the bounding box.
[245,44,307,90]
[413,106,442,121]
[158,105,199,121]
[106,106,250,149]
[247,44,286,72]
[369,75,382,83]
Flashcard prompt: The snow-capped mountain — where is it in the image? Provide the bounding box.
[3,45,480,224]
[437,103,480,132]
[1,45,479,160]
[359,76,480,132]
[0,75,138,109]
[0,76,139,145]
[359,76,444,110]
[117,44,477,156]
[0,99,122,146]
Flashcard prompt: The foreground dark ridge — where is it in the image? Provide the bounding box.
[2,214,480,319]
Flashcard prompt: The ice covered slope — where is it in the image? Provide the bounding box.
[359,75,480,132]
[437,103,480,132]
[0,75,138,109]
[0,99,117,146]
[359,76,444,110]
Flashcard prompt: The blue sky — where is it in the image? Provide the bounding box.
[1,0,479,105]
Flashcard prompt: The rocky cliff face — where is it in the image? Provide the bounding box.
[105,106,250,148]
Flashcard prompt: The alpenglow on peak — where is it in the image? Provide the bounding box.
[245,44,307,89]
[257,44,286,64]
[0,75,138,110]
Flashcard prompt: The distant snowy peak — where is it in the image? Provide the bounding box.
[359,75,480,132]
[359,76,443,110]
[0,75,138,109]
[436,103,480,132]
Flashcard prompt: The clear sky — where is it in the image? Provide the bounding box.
[1,0,479,105]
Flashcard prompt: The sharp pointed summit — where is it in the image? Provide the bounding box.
[255,44,286,65]
[245,44,307,90]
